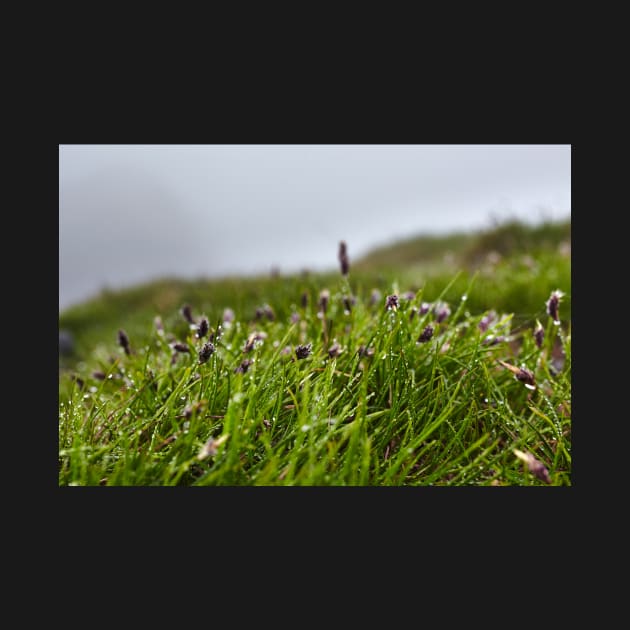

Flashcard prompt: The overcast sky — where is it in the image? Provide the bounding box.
[59,144,571,311]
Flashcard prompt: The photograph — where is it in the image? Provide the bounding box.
[59,144,571,486]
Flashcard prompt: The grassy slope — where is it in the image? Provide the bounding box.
[60,219,570,366]
[59,219,571,486]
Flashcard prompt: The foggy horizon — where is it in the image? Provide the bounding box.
[59,144,571,311]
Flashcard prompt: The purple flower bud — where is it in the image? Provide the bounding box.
[338,241,350,276]
[478,310,497,333]
[244,331,267,353]
[117,329,131,355]
[295,343,312,359]
[533,320,544,348]
[181,304,195,325]
[417,325,434,343]
[319,289,330,313]
[198,341,215,364]
[515,366,536,389]
[514,449,551,484]
[235,359,253,374]
[433,302,451,323]
[546,290,564,324]
[419,302,431,315]
[300,291,309,309]
[498,360,536,390]
[196,317,209,339]
[172,342,190,353]
[328,342,342,358]
[385,294,399,311]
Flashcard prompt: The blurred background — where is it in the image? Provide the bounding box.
[59,144,571,311]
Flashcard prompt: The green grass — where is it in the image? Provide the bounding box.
[59,219,571,486]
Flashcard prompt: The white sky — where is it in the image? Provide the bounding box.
[59,144,571,310]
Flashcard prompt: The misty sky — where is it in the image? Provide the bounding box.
[59,144,571,310]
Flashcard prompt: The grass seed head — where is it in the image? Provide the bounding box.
[546,289,564,324]
[498,360,536,390]
[117,329,131,355]
[478,310,497,332]
[295,343,312,359]
[235,359,253,374]
[385,294,399,311]
[417,325,434,343]
[181,304,195,325]
[433,302,451,323]
[513,449,551,483]
[338,240,350,276]
[244,331,267,353]
[358,345,375,358]
[328,342,342,358]
[197,317,209,339]
[198,341,215,364]
[197,434,228,460]
[533,320,545,348]
[319,289,330,313]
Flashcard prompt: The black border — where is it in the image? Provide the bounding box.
[55,93,575,556]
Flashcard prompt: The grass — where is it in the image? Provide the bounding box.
[59,219,571,486]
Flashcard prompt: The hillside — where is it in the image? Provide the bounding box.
[59,218,571,370]
[353,218,571,271]
[59,217,571,486]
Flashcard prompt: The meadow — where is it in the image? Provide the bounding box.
[59,219,571,486]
